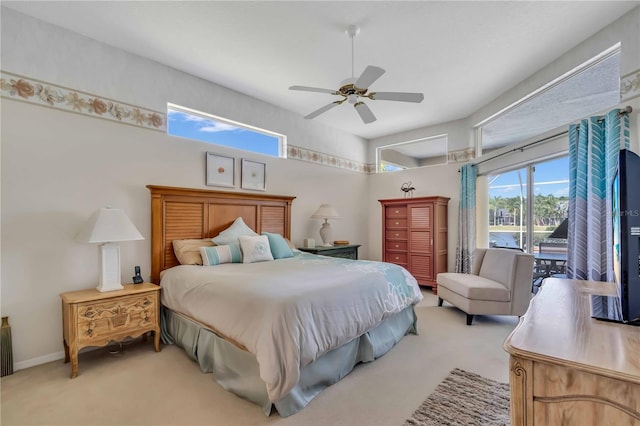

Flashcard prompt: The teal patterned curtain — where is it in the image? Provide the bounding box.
[455,164,477,273]
[567,109,630,281]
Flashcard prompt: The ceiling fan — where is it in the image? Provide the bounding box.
[289,25,424,124]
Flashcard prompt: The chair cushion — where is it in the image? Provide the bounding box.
[437,272,510,302]
[478,249,515,286]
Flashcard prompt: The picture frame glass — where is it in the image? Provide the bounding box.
[206,153,235,187]
[241,159,266,191]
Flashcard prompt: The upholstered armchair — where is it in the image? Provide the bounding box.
[436,248,535,325]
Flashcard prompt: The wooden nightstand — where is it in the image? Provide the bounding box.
[298,244,361,260]
[60,283,161,378]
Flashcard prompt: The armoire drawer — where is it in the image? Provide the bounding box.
[386,241,408,251]
[385,252,408,264]
[385,206,407,218]
[386,230,408,240]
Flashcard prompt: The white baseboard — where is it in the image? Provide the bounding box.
[14,351,65,371]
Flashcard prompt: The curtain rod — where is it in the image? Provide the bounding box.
[596,105,633,123]
[459,105,633,172]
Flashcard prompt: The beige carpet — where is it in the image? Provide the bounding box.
[403,368,510,426]
[0,291,518,426]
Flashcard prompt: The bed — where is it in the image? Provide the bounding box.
[148,185,423,416]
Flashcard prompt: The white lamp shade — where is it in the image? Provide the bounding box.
[75,207,144,243]
[311,204,341,219]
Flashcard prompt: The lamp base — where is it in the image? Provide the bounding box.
[96,243,123,292]
[319,221,333,247]
[96,282,124,292]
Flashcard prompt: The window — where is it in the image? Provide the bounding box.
[379,161,406,172]
[476,45,620,154]
[376,134,448,173]
[488,156,569,253]
[167,103,285,158]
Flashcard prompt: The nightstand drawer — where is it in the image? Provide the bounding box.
[77,293,158,344]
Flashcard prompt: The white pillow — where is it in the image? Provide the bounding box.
[212,217,258,245]
[239,235,274,263]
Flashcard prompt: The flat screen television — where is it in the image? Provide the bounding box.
[591,149,640,325]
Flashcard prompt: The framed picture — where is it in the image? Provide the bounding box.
[206,152,235,187]
[241,159,266,191]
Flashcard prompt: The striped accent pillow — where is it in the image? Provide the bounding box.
[200,243,242,266]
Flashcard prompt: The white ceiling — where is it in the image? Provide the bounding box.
[3,1,637,140]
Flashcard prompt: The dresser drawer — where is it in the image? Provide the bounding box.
[386,241,408,251]
[386,230,408,240]
[77,293,158,344]
[385,206,407,218]
[386,218,407,229]
[385,252,408,264]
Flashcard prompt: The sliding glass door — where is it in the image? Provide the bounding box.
[488,156,568,254]
[488,167,528,250]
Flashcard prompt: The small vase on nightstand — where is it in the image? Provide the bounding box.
[1,316,14,376]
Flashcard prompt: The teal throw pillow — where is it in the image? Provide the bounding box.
[262,232,294,259]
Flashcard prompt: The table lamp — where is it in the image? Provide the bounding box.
[75,206,144,292]
[311,204,341,247]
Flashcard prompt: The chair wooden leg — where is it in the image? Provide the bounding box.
[466,314,474,325]
[437,297,443,307]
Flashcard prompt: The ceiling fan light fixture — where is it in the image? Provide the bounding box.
[289,24,423,124]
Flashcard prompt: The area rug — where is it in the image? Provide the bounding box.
[403,368,510,426]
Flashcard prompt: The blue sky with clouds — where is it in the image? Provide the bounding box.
[167,109,280,156]
[489,156,569,198]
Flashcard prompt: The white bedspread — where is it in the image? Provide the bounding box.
[160,251,422,402]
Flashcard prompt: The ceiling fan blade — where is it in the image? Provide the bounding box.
[354,66,385,89]
[304,101,342,119]
[289,85,338,95]
[354,102,376,124]
[369,92,424,103]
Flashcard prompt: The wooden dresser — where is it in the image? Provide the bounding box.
[379,196,449,292]
[60,283,161,378]
[504,278,640,425]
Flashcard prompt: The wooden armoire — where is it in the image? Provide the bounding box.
[379,196,449,293]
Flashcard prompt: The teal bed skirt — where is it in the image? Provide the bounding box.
[161,306,417,417]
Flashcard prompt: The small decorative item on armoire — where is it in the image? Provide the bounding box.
[401,182,415,198]
[1,316,13,376]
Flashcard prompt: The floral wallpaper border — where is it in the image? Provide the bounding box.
[0,71,166,131]
[621,69,640,102]
[287,145,375,173]
[448,147,476,163]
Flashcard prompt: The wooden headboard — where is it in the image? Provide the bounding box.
[147,185,295,284]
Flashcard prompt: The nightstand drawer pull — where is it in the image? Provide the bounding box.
[395,244,399,248]
[395,256,399,260]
